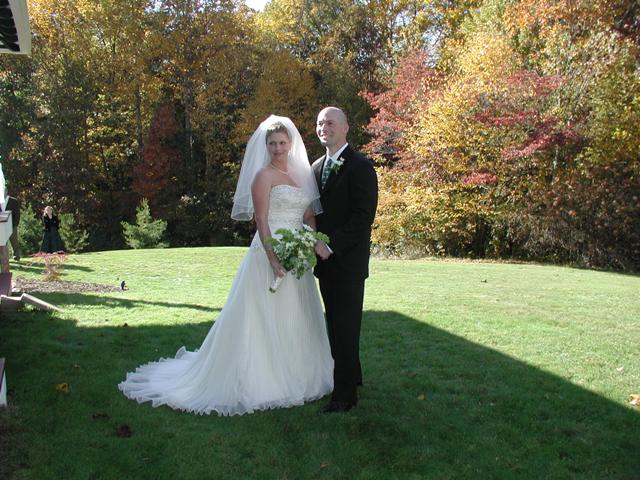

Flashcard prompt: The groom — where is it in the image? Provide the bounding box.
[313,107,378,413]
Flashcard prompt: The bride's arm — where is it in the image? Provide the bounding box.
[303,207,316,231]
[306,206,332,260]
[251,170,286,278]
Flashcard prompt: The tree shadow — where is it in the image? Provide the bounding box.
[10,260,93,274]
[541,261,640,278]
[348,310,640,478]
[28,291,221,312]
[430,256,640,278]
[1,310,638,479]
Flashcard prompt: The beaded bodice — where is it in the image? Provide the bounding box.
[268,184,309,230]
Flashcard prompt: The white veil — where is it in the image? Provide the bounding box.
[231,115,322,221]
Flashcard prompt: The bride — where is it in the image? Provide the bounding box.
[118,115,334,416]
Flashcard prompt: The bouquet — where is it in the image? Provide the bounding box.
[266,225,330,292]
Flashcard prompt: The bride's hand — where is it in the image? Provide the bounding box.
[270,258,286,278]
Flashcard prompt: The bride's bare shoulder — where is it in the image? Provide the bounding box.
[252,167,277,189]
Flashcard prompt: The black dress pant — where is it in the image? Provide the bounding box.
[319,277,364,404]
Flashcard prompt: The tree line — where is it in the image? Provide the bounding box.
[1,0,638,270]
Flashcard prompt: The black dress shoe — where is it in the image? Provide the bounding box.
[320,401,354,413]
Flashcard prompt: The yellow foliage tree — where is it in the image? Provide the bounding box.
[235,50,317,148]
[409,29,522,175]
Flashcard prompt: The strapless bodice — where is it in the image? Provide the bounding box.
[268,184,310,230]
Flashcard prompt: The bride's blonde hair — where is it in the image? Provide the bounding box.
[265,122,290,142]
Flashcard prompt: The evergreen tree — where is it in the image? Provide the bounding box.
[121,199,168,249]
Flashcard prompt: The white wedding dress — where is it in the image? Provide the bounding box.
[119,185,334,415]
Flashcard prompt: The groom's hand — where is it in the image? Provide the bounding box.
[315,241,332,260]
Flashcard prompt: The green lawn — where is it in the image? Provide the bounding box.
[1,248,639,479]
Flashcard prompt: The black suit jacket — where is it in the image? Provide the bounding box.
[312,145,378,281]
[4,196,20,227]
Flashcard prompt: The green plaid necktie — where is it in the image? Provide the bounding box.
[321,156,333,188]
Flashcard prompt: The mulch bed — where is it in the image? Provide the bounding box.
[13,277,121,294]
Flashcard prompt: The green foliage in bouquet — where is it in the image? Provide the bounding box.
[266,226,330,279]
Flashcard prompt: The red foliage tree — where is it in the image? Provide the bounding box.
[361,50,442,167]
[132,104,180,207]
[474,72,578,164]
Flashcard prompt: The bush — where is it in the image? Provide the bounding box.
[58,213,89,253]
[31,252,68,281]
[15,203,42,255]
[121,199,168,249]
[372,168,496,258]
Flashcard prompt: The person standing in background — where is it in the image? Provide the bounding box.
[40,206,65,254]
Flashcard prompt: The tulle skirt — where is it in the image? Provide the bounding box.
[118,233,334,416]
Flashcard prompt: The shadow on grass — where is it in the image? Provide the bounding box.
[31,292,221,313]
[1,309,638,479]
[550,262,640,278]
[357,311,640,478]
[10,260,94,274]
[386,255,640,278]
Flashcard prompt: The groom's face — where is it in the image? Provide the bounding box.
[316,110,348,149]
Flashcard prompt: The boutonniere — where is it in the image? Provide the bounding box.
[330,157,345,175]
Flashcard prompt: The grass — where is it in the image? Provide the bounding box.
[1,248,639,479]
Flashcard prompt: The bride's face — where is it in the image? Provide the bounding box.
[266,132,291,163]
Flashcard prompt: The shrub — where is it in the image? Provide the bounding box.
[58,213,89,253]
[121,199,168,249]
[15,203,42,255]
[372,168,497,258]
[31,252,68,281]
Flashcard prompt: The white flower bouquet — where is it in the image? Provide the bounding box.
[266,225,330,292]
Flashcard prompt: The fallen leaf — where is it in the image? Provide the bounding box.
[417,394,426,401]
[55,383,70,394]
[616,367,624,372]
[116,424,132,437]
[320,463,328,469]
[629,394,640,407]
[72,364,81,369]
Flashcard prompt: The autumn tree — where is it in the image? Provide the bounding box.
[235,50,317,148]
[133,103,181,208]
[256,0,443,149]
[361,50,441,166]
[367,0,640,269]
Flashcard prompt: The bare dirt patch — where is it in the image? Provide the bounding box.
[13,277,121,294]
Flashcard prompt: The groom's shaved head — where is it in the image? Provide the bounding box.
[319,107,348,126]
[317,107,349,152]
